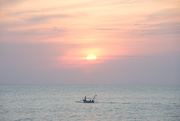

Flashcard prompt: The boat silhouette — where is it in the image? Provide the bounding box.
[76,95,97,103]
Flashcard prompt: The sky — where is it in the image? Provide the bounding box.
[0,0,180,84]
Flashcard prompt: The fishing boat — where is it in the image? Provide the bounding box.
[76,95,97,103]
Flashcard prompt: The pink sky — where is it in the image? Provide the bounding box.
[0,0,180,84]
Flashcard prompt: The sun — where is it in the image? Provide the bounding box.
[86,54,97,60]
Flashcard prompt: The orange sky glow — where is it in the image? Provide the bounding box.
[0,0,179,84]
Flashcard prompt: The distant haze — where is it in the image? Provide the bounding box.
[0,0,180,84]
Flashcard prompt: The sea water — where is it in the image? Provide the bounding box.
[0,84,180,121]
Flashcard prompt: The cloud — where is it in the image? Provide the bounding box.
[132,8,180,36]
[27,14,72,23]
[140,28,180,35]
[145,8,180,22]
[139,22,180,35]
[0,28,65,42]
[53,27,66,32]
[0,0,24,5]
[0,13,71,30]
[95,28,119,31]
[10,10,40,15]
[0,0,27,10]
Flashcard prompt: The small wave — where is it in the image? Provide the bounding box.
[14,118,34,121]
[122,102,130,104]
[98,102,119,104]
[0,109,9,114]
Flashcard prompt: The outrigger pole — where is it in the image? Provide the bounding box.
[92,95,97,100]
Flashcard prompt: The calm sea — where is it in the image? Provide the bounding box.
[0,84,180,121]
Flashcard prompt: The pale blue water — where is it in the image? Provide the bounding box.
[0,84,180,121]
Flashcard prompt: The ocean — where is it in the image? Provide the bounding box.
[0,84,180,121]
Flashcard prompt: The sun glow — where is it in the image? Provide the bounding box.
[86,54,97,60]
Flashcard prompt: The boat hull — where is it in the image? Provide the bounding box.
[83,100,94,103]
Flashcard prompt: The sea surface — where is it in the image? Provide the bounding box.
[0,84,180,121]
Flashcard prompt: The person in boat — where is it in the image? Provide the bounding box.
[83,96,86,101]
